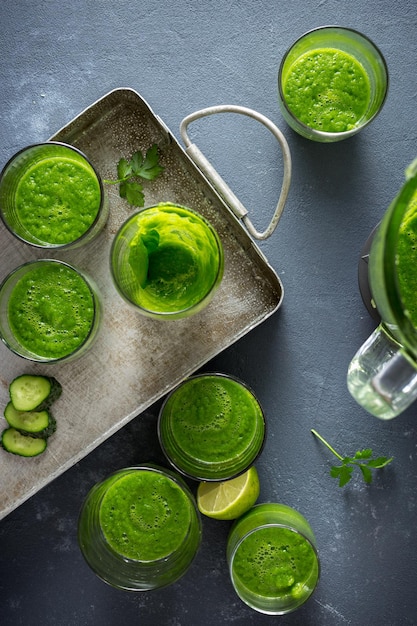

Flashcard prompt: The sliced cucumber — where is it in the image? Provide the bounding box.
[4,401,57,438]
[9,375,62,412]
[1,428,47,457]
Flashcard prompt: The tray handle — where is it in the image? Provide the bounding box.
[179,105,291,240]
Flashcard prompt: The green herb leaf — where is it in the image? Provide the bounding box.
[124,181,144,207]
[311,429,393,487]
[359,465,373,484]
[354,449,373,460]
[137,144,165,180]
[104,144,164,207]
[330,464,353,487]
[117,158,132,180]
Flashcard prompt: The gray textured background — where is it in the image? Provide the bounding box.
[0,1,416,625]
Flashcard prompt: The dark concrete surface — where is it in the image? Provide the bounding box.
[0,1,416,624]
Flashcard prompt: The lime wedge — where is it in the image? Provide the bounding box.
[197,466,260,520]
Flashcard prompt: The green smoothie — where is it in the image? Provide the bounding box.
[99,469,193,561]
[282,48,371,132]
[232,526,317,601]
[227,503,320,614]
[396,189,417,327]
[158,374,265,480]
[78,466,202,590]
[111,203,224,317]
[7,261,95,359]
[14,154,101,245]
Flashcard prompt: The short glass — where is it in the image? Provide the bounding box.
[77,465,202,591]
[227,503,320,615]
[110,202,224,319]
[158,373,266,481]
[278,26,389,142]
[0,259,101,363]
[0,141,108,249]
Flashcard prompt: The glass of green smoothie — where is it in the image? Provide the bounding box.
[0,259,101,363]
[278,26,388,142]
[110,202,224,319]
[348,159,417,419]
[158,373,266,481]
[77,465,202,591]
[0,142,108,248]
[227,503,320,615]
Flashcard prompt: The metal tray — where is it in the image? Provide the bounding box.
[0,88,288,520]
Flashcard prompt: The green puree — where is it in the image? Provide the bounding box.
[396,189,417,327]
[99,471,192,561]
[233,527,317,600]
[15,155,100,245]
[283,48,371,132]
[127,205,221,312]
[8,263,94,359]
[164,376,264,465]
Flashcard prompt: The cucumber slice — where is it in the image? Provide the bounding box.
[1,428,47,457]
[9,375,62,412]
[4,402,57,438]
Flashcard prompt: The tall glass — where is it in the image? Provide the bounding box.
[78,465,202,591]
[278,26,388,142]
[0,259,101,363]
[227,503,320,615]
[347,159,417,419]
[0,142,108,249]
[110,203,224,319]
[158,373,266,481]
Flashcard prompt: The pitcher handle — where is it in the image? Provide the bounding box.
[180,105,292,240]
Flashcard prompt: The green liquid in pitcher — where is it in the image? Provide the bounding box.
[396,189,417,327]
[99,470,192,561]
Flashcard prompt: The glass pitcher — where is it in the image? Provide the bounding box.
[347,159,417,419]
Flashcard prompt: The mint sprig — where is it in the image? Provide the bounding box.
[311,429,393,487]
[104,144,164,207]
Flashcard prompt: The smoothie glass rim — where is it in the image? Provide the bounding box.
[227,503,321,615]
[82,463,202,564]
[0,141,107,249]
[157,371,267,482]
[0,258,100,364]
[277,25,389,141]
[110,203,224,319]
[77,463,202,591]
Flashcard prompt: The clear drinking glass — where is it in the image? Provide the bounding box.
[77,465,202,591]
[227,503,320,615]
[0,141,108,249]
[0,259,101,363]
[110,203,224,319]
[278,26,388,142]
[158,373,266,481]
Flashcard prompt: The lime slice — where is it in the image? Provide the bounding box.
[197,466,260,520]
